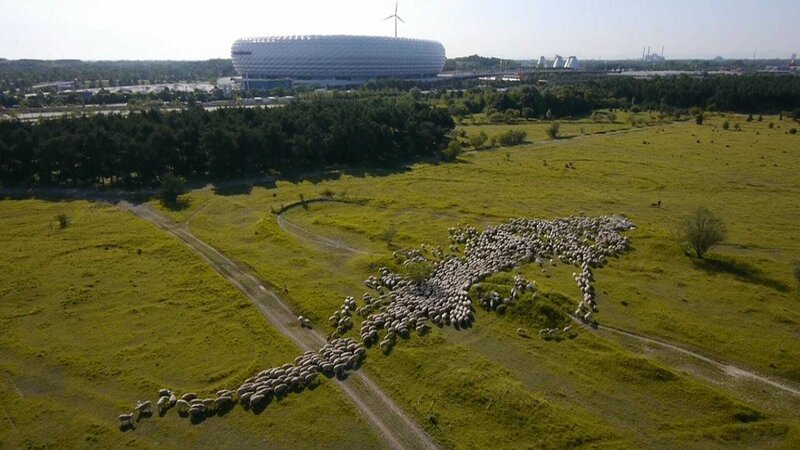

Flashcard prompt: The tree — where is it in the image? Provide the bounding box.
[404,260,433,284]
[545,109,553,120]
[441,139,462,161]
[746,113,753,122]
[158,172,186,206]
[409,87,422,100]
[545,122,560,140]
[680,207,726,258]
[55,214,69,229]
[695,113,704,125]
[722,120,730,130]
[469,131,488,149]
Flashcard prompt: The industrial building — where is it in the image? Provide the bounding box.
[231,35,446,89]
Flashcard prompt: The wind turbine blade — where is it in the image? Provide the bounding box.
[396,16,405,23]
[384,14,395,20]
[395,1,398,14]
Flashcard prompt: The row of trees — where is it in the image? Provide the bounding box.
[440,74,800,118]
[0,95,454,187]
[0,59,236,91]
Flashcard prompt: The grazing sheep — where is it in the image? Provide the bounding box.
[119,412,134,429]
[135,400,151,417]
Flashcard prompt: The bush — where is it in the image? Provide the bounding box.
[695,114,704,125]
[441,139,463,161]
[768,122,774,129]
[488,112,505,124]
[680,207,726,258]
[733,123,740,131]
[746,113,753,122]
[379,225,398,247]
[496,129,527,146]
[722,120,730,130]
[158,172,186,206]
[790,128,798,135]
[56,213,69,229]
[404,260,433,284]
[469,131,488,149]
[521,107,535,119]
[545,122,560,140]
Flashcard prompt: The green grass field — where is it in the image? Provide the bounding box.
[0,200,381,448]
[2,113,799,448]
[147,114,800,447]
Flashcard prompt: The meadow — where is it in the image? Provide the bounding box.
[150,114,800,447]
[2,113,799,448]
[0,200,381,448]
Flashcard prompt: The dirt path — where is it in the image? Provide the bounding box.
[118,201,436,450]
[278,199,800,402]
[277,212,370,256]
[591,322,800,397]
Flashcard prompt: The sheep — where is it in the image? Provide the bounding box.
[181,393,197,402]
[134,400,151,417]
[157,396,170,414]
[118,412,134,429]
[516,328,529,338]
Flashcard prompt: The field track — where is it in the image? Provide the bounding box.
[118,200,437,450]
[274,200,800,403]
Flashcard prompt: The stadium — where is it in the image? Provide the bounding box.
[230,35,446,89]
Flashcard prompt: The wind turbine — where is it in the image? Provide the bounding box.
[384,1,405,38]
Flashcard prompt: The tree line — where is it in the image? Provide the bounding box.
[0,95,454,187]
[0,59,235,91]
[440,74,800,118]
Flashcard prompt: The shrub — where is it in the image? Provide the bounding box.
[695,114,704,125]
[404,260,433,284]
[379,225,399,247]
[790,128,798,135]
[441,139,463,161]
[469,131,488,149]
[769,122,774,129]
[488,112,505,124]
[521,107,535,119]
[680,207,726,258]
[158,172,186,206]
[496,129,527,146]
[733,123,740,131]
[545,122,560,140]
[56,213,69,229]
[722,120,730,130]
[757,114,763,122]
[746,113,753,122]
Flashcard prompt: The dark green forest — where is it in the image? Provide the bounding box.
[441,75,800,117]
[0,95,454,187]
[0,59,235,90]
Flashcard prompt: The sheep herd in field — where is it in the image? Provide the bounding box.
[119,215,634,430]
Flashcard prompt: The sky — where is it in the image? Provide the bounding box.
[0,0,797,61]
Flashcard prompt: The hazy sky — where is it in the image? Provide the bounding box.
[1,0,797,61]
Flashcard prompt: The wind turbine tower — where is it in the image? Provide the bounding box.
[384,1,405,38]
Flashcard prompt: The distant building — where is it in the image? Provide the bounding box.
[536,56,547,68]
[564,56,580,70]
[230,35,446,89]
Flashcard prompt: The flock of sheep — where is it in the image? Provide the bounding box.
[120,215,634,430]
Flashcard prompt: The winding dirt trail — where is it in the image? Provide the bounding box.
[280,200,800,401]
[118,201,437,450]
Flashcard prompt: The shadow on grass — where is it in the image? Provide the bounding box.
[692,254,790,292]
[160,197,190,211]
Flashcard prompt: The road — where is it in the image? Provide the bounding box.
[118,201,437,450]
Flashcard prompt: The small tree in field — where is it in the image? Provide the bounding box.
[158,172,186,206]
[56,214,70,229]
[680,207,726,258]
[545,122,560,140]
[469,131,488,149]
[695,114,705,125]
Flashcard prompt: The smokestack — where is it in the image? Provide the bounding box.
[661,45,665,57]
[642,46,646,59]
[647,46,651,58]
